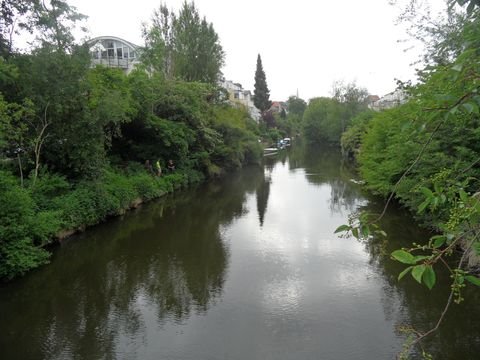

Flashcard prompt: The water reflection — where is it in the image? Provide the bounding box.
[1,144,479,359]
[0,167,265,360]
[357,189,480,359]
[256,170,271,227]
[289,143,365,215]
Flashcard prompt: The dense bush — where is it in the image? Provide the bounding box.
[357,47,480,225]
[0,170,56,279]
[340,110,376,160]
[303,97,343,144]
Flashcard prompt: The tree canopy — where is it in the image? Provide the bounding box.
[141,1,224,84]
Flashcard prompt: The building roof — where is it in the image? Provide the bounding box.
[87,36,140,50]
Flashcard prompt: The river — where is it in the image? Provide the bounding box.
[1,144,479,359]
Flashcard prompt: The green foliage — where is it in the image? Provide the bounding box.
[304,81,370,145]
[303,97,343,144]
[56,167,196,230]
[340,110,375,159]
[287,96,307,117]
[142,1,224,84]
[29,170,70,209]
[253,54,271,113]
[336,6,480,354]
[32,0,87,52]
[332,80,369,133]
[0,0,262,281]
[211,105,262,170]
[0,170,53,280]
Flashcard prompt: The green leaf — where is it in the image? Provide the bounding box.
[398,266,413,281]
[351,227,359,239]
[431,235,446,249]
[434,94,455,102]
[334,224,351,233]
[423,266,436,290]
[446,233,456,245]
[465,275,480,287]
[420,187,433,198]
[473,95,480,105]
[451,64,463,72]
[361,224,370,238]
[459,189,469,202]
[462,102,478,114]
[412,264,426,284]
[418,199,430,213]
[391,250,416,265]
[449,105,459,115]
[376,230,388,237]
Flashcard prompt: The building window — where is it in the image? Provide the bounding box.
[123,47,129,59]
[129,51,136,59]
[117,47,123,58]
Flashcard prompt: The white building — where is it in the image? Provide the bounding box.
[87,36,140,74]
[219,79,261,122]
[369,89,408,111]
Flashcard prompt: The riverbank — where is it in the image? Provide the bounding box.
[0,164,206,281]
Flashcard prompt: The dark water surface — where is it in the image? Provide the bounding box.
[1,145,479,359]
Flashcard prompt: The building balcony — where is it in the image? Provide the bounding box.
[91,57,137,70]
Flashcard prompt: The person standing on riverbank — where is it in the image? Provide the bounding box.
[155,160,162,177]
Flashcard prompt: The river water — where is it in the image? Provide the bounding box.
[1,144,479,360]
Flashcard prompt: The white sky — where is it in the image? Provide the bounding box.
[67,0,447,101]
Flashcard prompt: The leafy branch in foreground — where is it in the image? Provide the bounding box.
[335,176,480,358]
[336,7,480,355]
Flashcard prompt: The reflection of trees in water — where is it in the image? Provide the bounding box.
[256,170,271,227]
[356,199,480,359]
[291,142,365,214]
[264,154,277,172]
[0,166,266,360]
[328,178,364,214]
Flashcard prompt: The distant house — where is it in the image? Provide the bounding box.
[368,89,407,111]
[87,36,140,74]
[269,101,288,114]
[366,95,380,104]
[219,79,261,122]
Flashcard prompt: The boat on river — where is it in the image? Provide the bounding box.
[264,138,292,156]
[263,147,279,156]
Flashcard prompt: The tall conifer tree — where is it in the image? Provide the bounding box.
[253,54,271,112]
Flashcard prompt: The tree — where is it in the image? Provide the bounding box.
[286,96,306,118]
[32,0,86,52]
[0,0,34,57]
[303,97,343,144]
[253,54,271,113]
[331,80,369,133]
[141,1,224,84]
[141,4,175,77]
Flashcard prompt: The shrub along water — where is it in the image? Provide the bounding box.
[0,166,206,280]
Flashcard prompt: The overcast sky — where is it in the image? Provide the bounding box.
[68,0,447,101]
